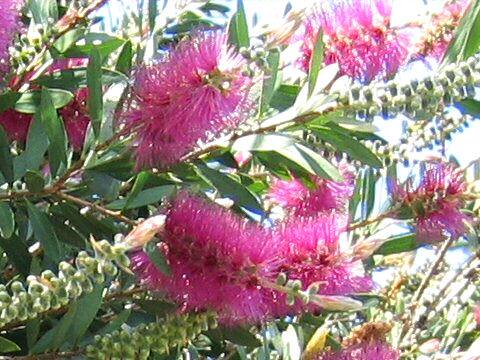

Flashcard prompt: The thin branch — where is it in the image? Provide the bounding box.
[54,191,137,226]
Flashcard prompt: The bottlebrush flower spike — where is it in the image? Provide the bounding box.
[273,215,372,315]
[416,0,471,61]
[131,192,281,324]
[474,304,480,328]
[296,0,410,82]
[0,0,23,77]
[394,162,469,242]
[129,30,254,169]
[268,167,355,217]
[0,109,31,142]
[315,341,399,360]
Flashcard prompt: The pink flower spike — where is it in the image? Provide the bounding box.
[268,167,355,218]
[474,304,480,328]
[131,192,281,325]
[0,109,32,143]
[316,341,400,360]
[395,162,469,243]
[295,0,410,82]
[0,0,24,77]
[59,88,91,152]
[129,30,254,169]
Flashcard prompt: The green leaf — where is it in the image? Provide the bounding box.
[276,144,342,181]
[0,126,13,183]
[0,91,20,113]
[26,201,63,261]
[63,34,125,58]
[107,185,175,210]
[97,309,131,335]
[87,48,103,137]
[195,163,263,214]
[14,89,74,114]
[228,0,249,48]
[135,299,177,316]
[39,88,67,176]
[309,124,382,168]
[0,203,14,239]
[359,168,376,220]
[31,303,78,354]
[13,116,49,180]
[375,233,420,255]
[25,170,46,193]
[222,327,262,348]
[67,285,104,346]
[123,171,149,211]
[145,241,171,276]
[260,49,280,114]
[0,336,20,353]
[232,133,297,152]
[148,0,158,32]
[270,84,301,111]
[35,68,128,92]
[0,234,31,276]
[116,41,133,75]
[308,30,325,97]
[458,98,480,116]
[442,0,480,64]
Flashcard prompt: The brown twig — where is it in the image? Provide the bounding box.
[54,191,137,226]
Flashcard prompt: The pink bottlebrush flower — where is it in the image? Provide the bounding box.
[129,30,254,169]
[0,0,23,77]
[316,341,399,360]
[131,192,281,324]
[296,0,410,82]
[394,162,469,243]
[0,109,32,142]
[268,168,355,217]
[274,215,372,315]
[59,87,90,151]
[51,59,91,152]
[416,0,471,61]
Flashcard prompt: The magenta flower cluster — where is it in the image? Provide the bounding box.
[296,0,410,82]
[0,0,23,77]
[394,162,469,242]
[132,192,371,324]
[268,166,355,217]
[128,30,253,169]
[316,341,400,360]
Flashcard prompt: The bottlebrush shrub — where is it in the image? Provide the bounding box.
[0,0,479,359]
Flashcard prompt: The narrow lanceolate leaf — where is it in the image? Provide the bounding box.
[308,30,325,97]
[0,202,14,239]
[0,126,13,183]
[14,89,74,114]
[145,240,171,276]
[260,49,280,114]
[309,124,382,168]
[39,88,67,176]
[26,201,63,261]
[116,41,133,75]
[67,285,104,346]
[375,233,420,255]
[228,0,250,48]
[31,303,78,354]
[0,336,20,353]
[276,144,343,181]
[442,0,480,65]
[360,168,376,220]
[195,163,264,215]
[87,48,104,137]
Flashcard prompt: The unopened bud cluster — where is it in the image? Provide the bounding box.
[338,53,480,120]
[85,312,218,360]
[0,240,129,328]
[239,45,269,74]
[9,22,59,74]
